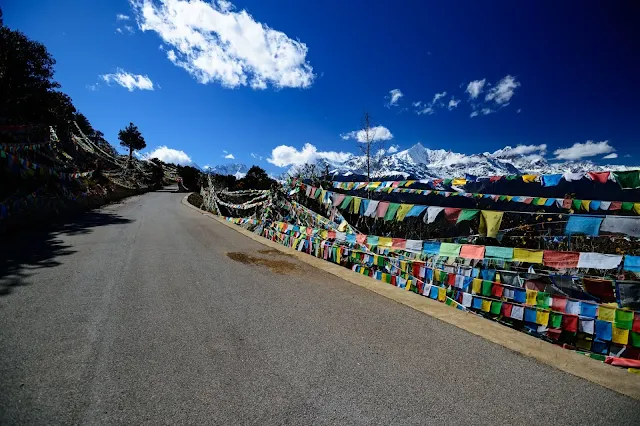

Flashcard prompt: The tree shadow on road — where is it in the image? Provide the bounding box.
[0,211,133,297]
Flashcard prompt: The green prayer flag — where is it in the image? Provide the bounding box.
[490,301,503,315]
[481,280,493,296]
[550,312,563,329]
[499,195,507,201]
[445,298,453,306]
[536,292,550,309]
[444,178,453,186]
[622,202,634,211]
[339,195,353,209]
[533,197,541,205]
[615,309,634,330]
[384,203,401,221]
[572,199,582,210]
[456,209,479,223]
[506,175,517,180]
[613,171,640,189]
[630,331,640,348]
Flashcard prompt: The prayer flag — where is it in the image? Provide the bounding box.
[524,307,537,323]
[510,305,524,321]
[597,305,615,322]
[479,211,504,238]
[444,208,462,223]
[376,202,390,218]
[491,283,504,298]
[481,299,492,312]
[485,246,513,260]
[562,315,578,332]
[536,309,550,326]
[543,251,580,269]
[580,302,597,318]
[425,207,444,224]
[565,300,581,315]
[501,302,513,317]
[490,301,503,315]
[439,242,461,258]
[513,288,526,304]
[595,320,613,341]
[615,309,634,330]
[550,312,563,329]
[462,292,473,307]
[438,286,446,302]
[536,292,550,309]
[564,216,604,236]
[613,170,640,189]
[579,317,595,334]
[395,204,414,221]
[456,209,479,223]
[601,217,640,238]
[513,248,544,264]
[525,289,538,306]
[460,244,485,259]
[472,296,483,310]
[612,325,630,345]
[472,278,482,294]
[577,252,623,269]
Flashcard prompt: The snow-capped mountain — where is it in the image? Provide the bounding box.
[204,163,249,179]
[315,143,634,179]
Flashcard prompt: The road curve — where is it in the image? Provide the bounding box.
[1,189,638,425]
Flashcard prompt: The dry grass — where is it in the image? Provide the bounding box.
[226,251,298,274]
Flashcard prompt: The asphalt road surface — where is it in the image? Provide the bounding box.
[1,189,638,425]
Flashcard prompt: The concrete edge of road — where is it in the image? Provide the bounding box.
[180,194,640,400]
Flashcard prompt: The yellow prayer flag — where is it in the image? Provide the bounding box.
[452,178,467,186]
[634,203,640,215]
[536,309,550,326]
[320,230,328,239]
[438,287,446,301]
[395,204,414,221]
[612,326,630,345]
[378,237,393,247]
[479,210,504,238]
[352,197,362,214]
[338,221,348,232]
[522,174,537,183]
[481,299,492,312]
[472,278,482,294]
[526,289,538,306]
[597,305,615,322]
[369,182,381,189]
[406,279,413,291]
[513,248,544,264]
[506,196,513,201]
[581,200,591,211]
[537,197,548,206]
[404,180,416,187]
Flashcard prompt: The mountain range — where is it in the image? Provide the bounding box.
[203,143,636,180]
[307,143,636,180]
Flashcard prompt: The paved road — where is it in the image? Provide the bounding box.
[1,190,638,425]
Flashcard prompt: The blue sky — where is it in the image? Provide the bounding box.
[4,0,639,172]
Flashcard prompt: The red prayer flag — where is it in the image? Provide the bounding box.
[356,234,367,244]
[447,273,456,286]
[327,231,336,239]
[587,171,610,184]
[391,275,397,286]
[501,302,513,317]
[543,251,580,269]
[582,277,616,303]
[460,244,486,259]
[392,238,406,249]
[444,208,462,223]
[412,264,422,279]
[551,296,567,312]
[490,176,502,182]
[632,314,640,333]
[609,201,622,211]
[523,197,534,204]
[561,314,578,332]
[492,283,504,297]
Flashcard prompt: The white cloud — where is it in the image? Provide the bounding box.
[222,150,228,154]
[412,101,422,107]
[124,25,135,34]
[386,89,403,107]
[432,91,446,104]
[250,152,263,160]
[130,0,314,89]
[416,106,434,115]
[387,144,399,154]
[142,145,193,165]
[491,144,547,158]
[448,97,460,110]
[481,108,494,115]
[470,111,479,118]
[224,153,235,159]
[516,108,522,114]
[116,28,123,34]
[117,14,131,20]
[267,143,352,167]
[553,140,615,160]
[602,153,618,159]
[485,75,520,105]
[86,83,100,91]
[101,68,154,91]
[625,154,632,158]
[340,125,394,142]
[466,79,486,99]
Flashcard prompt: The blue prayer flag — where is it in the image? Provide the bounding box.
[580,302,598,318]
[564,216,604,236]
[595,320,612,341]
[524,307,537,323]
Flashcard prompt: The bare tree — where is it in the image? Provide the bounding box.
[357,111,386,182]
